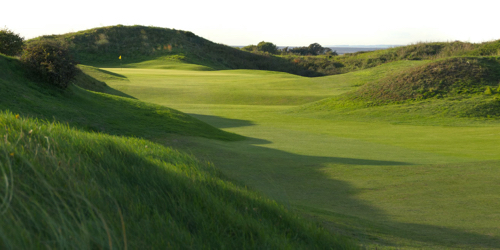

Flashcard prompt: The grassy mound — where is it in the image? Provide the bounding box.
[297,40,500,75]
[0,54,357,248]
[353,57,500,103]
[31,25,500,77]
[32,25,320,76]
[294,57,500,121]
[342,40,500,62]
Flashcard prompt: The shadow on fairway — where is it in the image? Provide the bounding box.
[104,87,137,99]
[188,114,256,128]
[157,117,500,249]
[95,68,128,79]
[74,69,137,99]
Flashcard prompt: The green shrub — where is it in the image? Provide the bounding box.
[257,41,278,54]
[21,40,77,89]
[0,27,24,56]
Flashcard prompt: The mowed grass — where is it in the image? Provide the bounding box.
[98,60,500,249]
[98,68,328,105]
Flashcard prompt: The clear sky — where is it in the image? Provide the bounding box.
[2,0,499,46]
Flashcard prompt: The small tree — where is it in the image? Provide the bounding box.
[308,43,325,55]
[257,41,278,54]
[21,39,77,89]
[0,27,24,56]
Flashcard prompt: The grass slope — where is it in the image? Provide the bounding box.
[297,57,500,122]
[354,57,500,102]
[324,40,500,74]
[32,25,500,78]
[0,54,240,141]
[239,40,500,76]
[0,54,357,248]
[32,25,320,76]
[0,112,356,249]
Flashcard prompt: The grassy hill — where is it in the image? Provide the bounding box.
[281,40,500,75]
[0,54,358,249]
[353,57,500,102]
[31,25,500,78]
[32,25,321,76]
[295,57,500,121]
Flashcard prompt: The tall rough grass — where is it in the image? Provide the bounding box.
[0,111,357,249]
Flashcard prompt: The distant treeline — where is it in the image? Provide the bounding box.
[241,41,338,56]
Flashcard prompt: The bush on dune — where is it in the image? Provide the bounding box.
[21,39,78,89]
[0,27,24,56]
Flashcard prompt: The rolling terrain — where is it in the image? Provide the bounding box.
[0,53,356,249]
[3,25,500,249]
[86,56,500,248]
[32,25,320,76]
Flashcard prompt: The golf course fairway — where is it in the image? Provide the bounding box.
[89,62,500,249]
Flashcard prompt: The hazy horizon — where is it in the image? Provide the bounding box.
[2,0,499,46]
[234,44,400,47]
